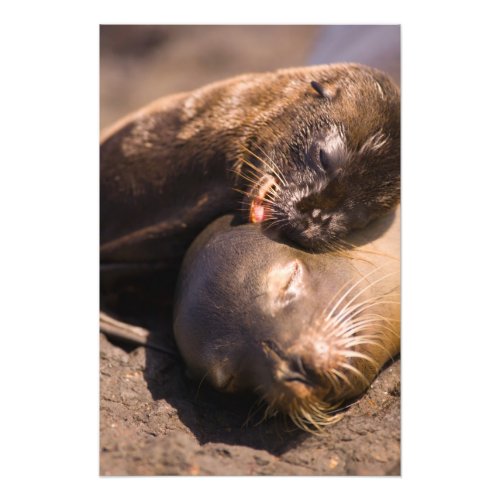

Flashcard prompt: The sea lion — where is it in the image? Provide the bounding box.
[100,63,400,274]
[173,206,400,432]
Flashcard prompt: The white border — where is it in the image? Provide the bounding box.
[2,1,498,497]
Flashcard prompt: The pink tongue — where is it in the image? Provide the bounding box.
[250,202,265,223]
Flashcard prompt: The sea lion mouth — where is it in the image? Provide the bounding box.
[249,174,276,223]
[259,339,343,428]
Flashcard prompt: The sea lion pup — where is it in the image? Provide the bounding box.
[101,63,399,272]
[173,207,400,432]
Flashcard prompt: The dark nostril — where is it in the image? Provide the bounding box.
[303,357,325,385]
[282,354,314,387]
[290,355,306,376]
[287,355,324,387]
[282,373,314,387]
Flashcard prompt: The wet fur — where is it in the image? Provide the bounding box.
[101,63,400,268]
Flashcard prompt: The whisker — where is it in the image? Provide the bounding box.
[242,144,288,187]
[333,296,400,328]
[329,367,355,391]
[325,265,391,322]
[336,350,378,368]
[332,271,399,325]
[338,362,370,386]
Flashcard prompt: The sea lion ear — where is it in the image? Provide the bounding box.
[310,80,329,98]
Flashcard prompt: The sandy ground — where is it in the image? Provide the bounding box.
[99,25,400,476]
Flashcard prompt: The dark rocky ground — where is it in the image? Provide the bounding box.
[100,330,400,476]
[100,25,400,476]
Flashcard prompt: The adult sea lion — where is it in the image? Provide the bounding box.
[173,206,400,432]
[100,63,400,274]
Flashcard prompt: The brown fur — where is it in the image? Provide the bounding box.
[101,63,399,267]
[174,207,400,432]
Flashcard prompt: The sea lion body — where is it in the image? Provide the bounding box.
[173,207,400,431]
[100,63,400,272]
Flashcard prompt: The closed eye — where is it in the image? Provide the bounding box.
[319,148,331,171]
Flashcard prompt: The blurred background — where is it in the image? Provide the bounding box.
[100,25,400,129]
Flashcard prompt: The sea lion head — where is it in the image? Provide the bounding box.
[239,63,400,251]
[173,213,400,432]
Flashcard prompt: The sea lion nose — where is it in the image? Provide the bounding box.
[262,340,322,388]
[287,354,324,387]
[281,355,314,386]
[295,181,342,216]
[296,193,321,214]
